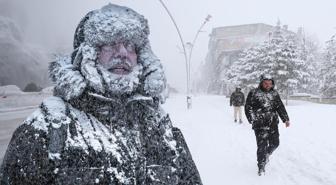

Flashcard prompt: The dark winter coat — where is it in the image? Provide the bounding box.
[230,90,245,106]
[0,95,202,185]
[245,82,289,130]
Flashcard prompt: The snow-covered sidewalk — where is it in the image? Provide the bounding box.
[163,94,336,185]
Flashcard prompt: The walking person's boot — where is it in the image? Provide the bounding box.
[258,163,266,176]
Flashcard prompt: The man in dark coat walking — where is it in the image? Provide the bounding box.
[245,74,290,176]
[230,87,245,123]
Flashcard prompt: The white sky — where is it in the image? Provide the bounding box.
[1,0,335,92]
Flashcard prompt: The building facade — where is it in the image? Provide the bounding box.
[197,23,300,95]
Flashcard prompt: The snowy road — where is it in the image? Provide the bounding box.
[163,95,336,185]
[0,109,36,163]
[0,94,335,184]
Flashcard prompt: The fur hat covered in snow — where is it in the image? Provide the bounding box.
[73,3,150,50]
[49,4,167,102]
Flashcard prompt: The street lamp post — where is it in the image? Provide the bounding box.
[157,0,190,109]
[186,15,212,109]
[157,0,211,109]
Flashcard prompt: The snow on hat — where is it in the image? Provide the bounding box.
[260,74,273,81]
[73,3,149,50]
[259,74,275,86]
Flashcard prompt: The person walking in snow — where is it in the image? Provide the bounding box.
[0,4,202,185]
[230,87,245,123]
[245,74,290,176]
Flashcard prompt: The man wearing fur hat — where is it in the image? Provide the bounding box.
[0,4,202,185]
[245,74,290,176]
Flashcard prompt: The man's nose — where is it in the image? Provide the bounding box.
[116,43,128,58]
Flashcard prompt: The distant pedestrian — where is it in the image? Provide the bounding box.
[230,87,245,123]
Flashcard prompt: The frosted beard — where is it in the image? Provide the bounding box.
[97,58,143,96]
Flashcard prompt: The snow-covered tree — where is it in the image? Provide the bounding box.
[295,31,322,94]
[227,43,269,90]
[279,33,310,95]
[228,21,311,96]
[320,35,336,98]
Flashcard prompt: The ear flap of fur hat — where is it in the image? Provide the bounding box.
[137,44,167,101]
[49,56,87,101]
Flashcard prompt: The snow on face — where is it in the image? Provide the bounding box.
[97,42,137,75]
[96,42,142,95]
[97,62,142,96]
[262,80,273,91]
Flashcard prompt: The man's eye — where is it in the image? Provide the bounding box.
[125,43,135,52]
[101,47,113,53]
[100,44,115,51]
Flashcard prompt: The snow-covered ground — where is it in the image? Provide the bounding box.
[163,94,336,185]
[0,93,335,184]
[0,85,51,112]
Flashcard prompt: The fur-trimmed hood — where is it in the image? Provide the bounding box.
[49,4,167,103]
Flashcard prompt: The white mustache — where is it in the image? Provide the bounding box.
[102,58,132,70]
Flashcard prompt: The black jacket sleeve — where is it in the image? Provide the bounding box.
[0,125,54,185]
[172,127,203,185]
[275,93,289,122]
[244,90,255,124]
[230,93,233,106]
[143,114,203,185]
[0,124,53,185]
